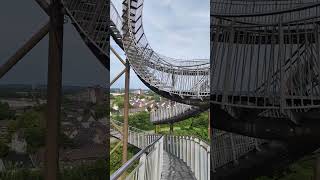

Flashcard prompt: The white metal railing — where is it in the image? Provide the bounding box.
[111,115,266,180]
[164,135,210,180]
[111,119,160,149]
[151,102,267,173]
[211,132,264,171]
[110,136,164,180]
[150,102,194,123]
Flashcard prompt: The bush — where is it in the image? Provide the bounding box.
[0,159,108,180]
[0,102,15,120]
[0,140,9,158]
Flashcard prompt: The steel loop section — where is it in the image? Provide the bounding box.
[121,0,210,103]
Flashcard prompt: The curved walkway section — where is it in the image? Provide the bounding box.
[110,119,160,149]
[150,101,207,124]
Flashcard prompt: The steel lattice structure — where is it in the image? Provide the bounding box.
[211,0,320,110]
[109,0,320,179]
[63,0,110,68]
[120,0,210,106]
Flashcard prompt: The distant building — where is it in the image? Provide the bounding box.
[111,92,124,96]
[31,145,106,167]
[88,86,105,104]
[10,132,27,154]
[132,89,144,95]
[69,86,105,104]
[0,120,9,142]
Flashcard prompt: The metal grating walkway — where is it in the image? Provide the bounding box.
[161,151,196,180]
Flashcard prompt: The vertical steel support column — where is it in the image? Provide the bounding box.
[122,60,130,165]
[208,111,211,140]
[45,0,64,179]
[169,123,173,134]
[315,155,320,180]
[279,17,285,112]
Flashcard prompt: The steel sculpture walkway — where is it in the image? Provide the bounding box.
[111,0,320,177]
[59,0,320,179]
[110,118,276,180]
[108,1,212,179]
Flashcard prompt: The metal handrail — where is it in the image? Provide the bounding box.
[110,136,163,180]
[212,1,320,18]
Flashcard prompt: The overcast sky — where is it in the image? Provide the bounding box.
[111,0,209,89]
[0,0,107,87]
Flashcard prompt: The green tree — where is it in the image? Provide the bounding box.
[16,110,46,153]
[94,103,107,119]
[24,127,45,153]
[112,111,154,131]
[0,140,9,158]
[128,111,154,131]
[60,133,77,149]
[113,96,124,109]
[0,102,15,120]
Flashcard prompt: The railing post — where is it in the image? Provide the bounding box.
[180,136,183,160]
[255,139,261,151]
[175,136,178,156]
[164,135,167,151]
[138,153,147,180]
[200,141,205,180]
[159,137,164,180]
[230,134,238,164]
[170,135,174,154]
[194,138,200,179]
[211,138,215,173]
[187,136,191,166]
[207,144,211,180]
[191,137,195,173]
[183,136,187,162]
[154,141,159,180]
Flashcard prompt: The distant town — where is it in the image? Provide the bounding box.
[0,84,107,171]
[110,88,172,116]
